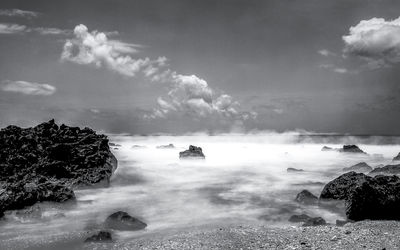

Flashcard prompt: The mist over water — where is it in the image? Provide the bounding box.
[1,133,400,245]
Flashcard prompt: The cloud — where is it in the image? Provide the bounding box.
[343,16,400,68]
[0,9,38,18]
[1,80,56,95]
[318,49,336,57]
[34,27,71,35]
[319,64,350,74]
[0,23,27,34]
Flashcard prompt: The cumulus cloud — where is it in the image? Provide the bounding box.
[1,80,56,95]
[0,9,38,18]
[0,23,27,34]
[343,16,400,67]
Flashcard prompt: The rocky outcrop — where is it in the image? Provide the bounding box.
[104,211,147,231]
[320,172,400,221]
[393,152,400,161]
[295,190,318,205]
[0,120,117,217]
[179,145,205,159]
[343,162,372,173]
[302,217,326,227]
[369,164,400,176]
[85,231,112,242]
[339,145,366,154]
[156,144,175,149]
[288,214,311,223]
[287,168,304,172]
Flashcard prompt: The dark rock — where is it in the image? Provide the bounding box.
[339,145,366,154]
[321,172,400,221]
[295,190,318,205]
[104,211,147,231]
[321,146,335,151]
[109,142,121,147]
[302,217,326,226]
[85,231,112,242]
[287,168,304,172]
[156,144,175,149]
[343,162,373,173]
[288,214,311,222]
[131,145,145,149]
[336,219,353,226]
[393,153,400,161]
[179,145,205,159]
[0,120,117,217]
[369,164,400,176]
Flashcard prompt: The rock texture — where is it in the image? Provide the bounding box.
[295,190,318,205]
[288,214,311,223]
[393,152,400,161]
[339,145,366,154]
[342,162,372,173]
[369,164,400,176]
[104,211,147,231]
[179,145,205,159]
[85,231,112,242]
[320,172,400,221]
[302,217,326,227]
[0,120,117,217]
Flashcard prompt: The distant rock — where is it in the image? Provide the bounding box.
[393,153,400,161]
[288,214,311,223]
[369,164,400,176]
[0,119,117,217]
[302,217,326,227]
[321,146,335,151]
[104,211,147,231]
[343,162,373,173]
[131,145,145,149]
[295,190,318,205]
[85,231,112,242]
[321,172,400,221]
[109,142,121,147]
[339,145,367,154]
[287,168,304,172]
[179,145,205,159]
[336,219,353,226]
[156,144,175,149]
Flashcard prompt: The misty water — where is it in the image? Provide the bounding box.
[1,133,400,246]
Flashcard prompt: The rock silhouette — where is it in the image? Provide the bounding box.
[179,145,205,159]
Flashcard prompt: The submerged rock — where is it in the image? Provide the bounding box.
[287,168,304,172]
[179,145,205,159]
[393,153,400,161]
[343,162,372,173]
[104,211,147,231]
[321,172,400,221]
[302,217,326,227]
[295,190,318,205]
[156,144,175,149]
[339,145,366,154]
[369,164,400,176]
[85,231,112,242]
[288,214,311,223]
[0,119,117,217]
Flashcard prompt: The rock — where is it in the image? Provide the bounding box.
[393,153,400,161]
[156,144,175,149]
[302,217,326,226]
[179,145,205,159]
[109,142,121,147]
[85,231,112,242]
[0,120,117,217]
[131,145,145,149]
[321,146,335,151]
[295,190,318,205]
[339,145,366,154]
[369,164,400,176]
[104,211,147,231]
[321,172,400,221]
[343,162,373,173]
[288,214,311,222]
[287,168,304,172]
[336,219,353,226]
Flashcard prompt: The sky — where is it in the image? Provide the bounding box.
[1,0,400,135]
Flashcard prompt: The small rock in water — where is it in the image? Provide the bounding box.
[321,146,335,151]
[156,144,175,149]
[85,231,112,242]
[295,190,318,205]
[343,162,372,173]
[339,145,367,154]
[104,211,147,231]
[179,145,205,159]
[288,214,311,223]
[287,168,304,172]
[302,217,326,227]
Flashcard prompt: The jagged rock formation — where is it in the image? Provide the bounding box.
[369,164,400,176]
[295,190,318,205]
[0,120,117,217]
[179,145,205,159]
[104,211,147,231]
[393,152,400,161]
[342,162,372,173]
[85,231,112,242]
[339,145,366,154]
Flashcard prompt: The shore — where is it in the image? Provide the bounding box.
[2,220,399,249]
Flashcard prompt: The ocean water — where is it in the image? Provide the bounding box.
[1,133,399,247]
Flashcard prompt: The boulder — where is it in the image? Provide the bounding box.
[295,190,318,205]
[0,120,117,217]
[179,145,205,159]
[321,172,400,221]
[104,211,147,231]
[85,231,112,242]
[287,168,304,172]
[393,152,400,161]
[369,164,400,176]
[339,145,366,154]
[302,217,326,227]
[342,162,372,173]
[156,144,175,149]
[288,214,311,223]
